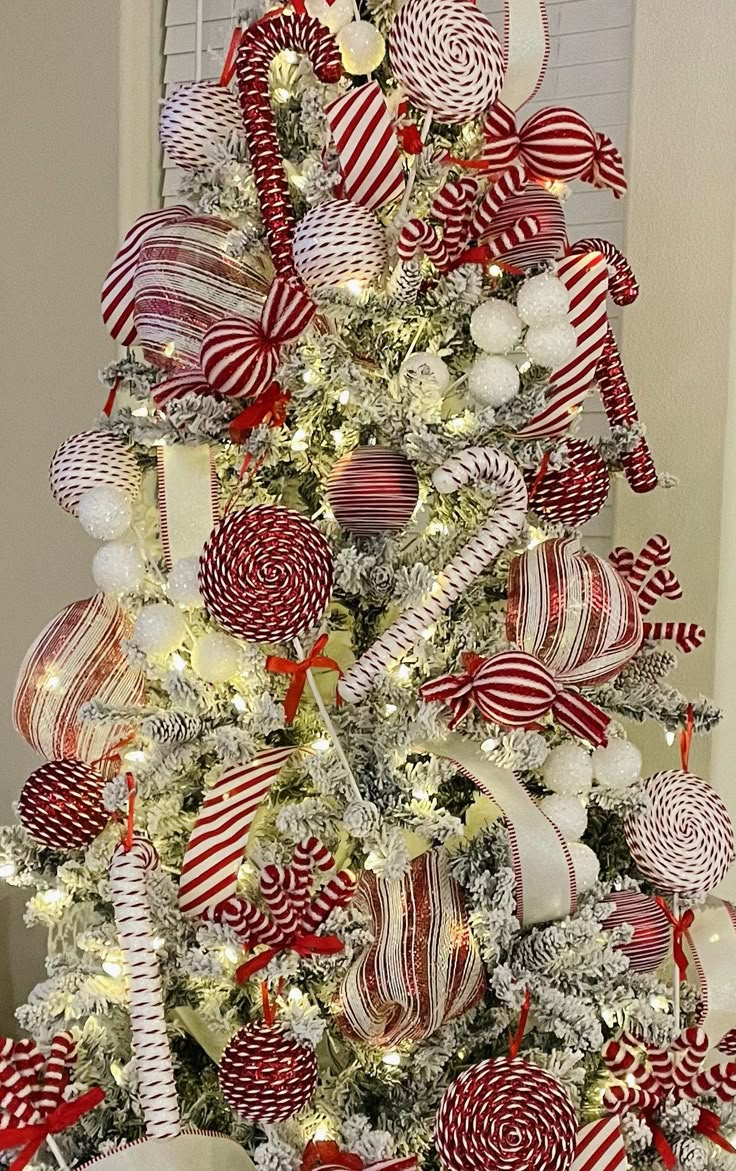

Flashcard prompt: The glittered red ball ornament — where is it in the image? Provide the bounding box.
[529,439,610,528]
[218,1022,318,1123]
[327,446,419,536]
[601,889,670,973]
[19,759,109,850]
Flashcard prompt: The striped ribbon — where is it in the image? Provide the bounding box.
[499,0,550,111]
[156,445,219,571]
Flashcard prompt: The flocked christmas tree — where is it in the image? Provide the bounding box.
[3,2,736,1170]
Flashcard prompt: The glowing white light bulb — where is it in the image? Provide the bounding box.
[312,737,331,753]
[232,694,247,713]
[0,863,17,879]
[171,653,186,671]
[102,959,123,978]
[382,1051,401,1067]
[338,389,350,405]
[384,704,397,716]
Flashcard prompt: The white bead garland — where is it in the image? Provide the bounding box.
[542,743,593,795]
[133,603,186,656]
[168,556,204,608]
[78,485,133,540]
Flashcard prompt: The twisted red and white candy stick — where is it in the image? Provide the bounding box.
[469,163,527,242]
[36,1034,76,1116]
[612,533,671,590]
[642,621,705,653]
[302,869,358,931]
[671,1028,709,1089]
[0,1065,40,1126]
[261,865,302,938]
[289,837,334,916]
[338,448,527,704]
[637,569,682,615]
[206,896,285,946]
[686,1060,736,1101]
[109,836,181,1140]
[602,1037,659,1093]
[9,1039,46,1114]
[235,14,342,280]
[397,179,478,272]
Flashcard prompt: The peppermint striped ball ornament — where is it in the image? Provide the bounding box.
[337,850,485,1046]
[199,505,334,643]
[529,439,610,528]
[601,890,670,973]
[293,199,387,291]
[12,595,146,763]
[133,216,270,372]
[471,183,568,271]
[624,771,735,895]
[19,759,109,850]
[388,0,504,125]
[219,1022,317,1123]
[49,430,141,516]
[327,446,419,536]
[159,81,242,170]
[435,1056,578,1171]
[152,370,215,410]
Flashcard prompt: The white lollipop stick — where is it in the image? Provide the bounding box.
[338,448,527,704]
[109,836,181,1140]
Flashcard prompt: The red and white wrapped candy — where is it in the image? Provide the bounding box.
[601,890,671,974]
[338,850,484,1046]
[159,81,242,170]
[200,275,315,399]
[398,179,478,272]
[235,13,343,280]
[389,0,504,125]
[435,1055,578,1171]
[293,199,387,291]
[338,447,527,704]
[199,505,334,643]
[109,836,181,1139]
[624,771,734,895]
[218,1021,317,1123]
[529,439,610,529]
[325,81,405,210]
[49,430,141,516]
[19,759,109,850]
[471,181,567,270]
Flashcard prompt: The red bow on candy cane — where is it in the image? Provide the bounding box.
[654,896,695,979]
[0,1090,105,1171]
[266,634,343,724]
[200,276,315,400]
[420,650,611,746]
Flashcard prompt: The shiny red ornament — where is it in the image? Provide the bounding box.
[327,446,419,536]
[19,759,109,850]
[601,889,671,973]
[218,1021,317,1123]
[529,439,610,528]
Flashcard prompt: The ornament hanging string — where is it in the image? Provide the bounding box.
[680,702,694,770]
[90,732,136,770]
[261,979,285,1026]
[122,773,136,851]
[237,931,344,982]
[266,634,343,723]
[507,987,531,1057]
[219,25,244,86]
[527,450,552,503]
[654,897,694,979]
[102,377,121,418]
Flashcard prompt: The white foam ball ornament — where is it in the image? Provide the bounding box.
[293,199,387,291]
[305,0,354,33]
[133,603,186,656]
[337,22,386,74]
[92,542,145,594]
[525,322,577,369]
[539,794,588,842]
[191,632,242,683]
[78,486,133,540]
[168,556,204,608]
[569,842,600,893]
[470,300,523,354]
[543,743,593,795]
[468,354,520,407]
[592,740,642,788]
[399,352,451,395]
[516,272,570,327]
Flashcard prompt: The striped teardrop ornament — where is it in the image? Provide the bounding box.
[327,446,419,536]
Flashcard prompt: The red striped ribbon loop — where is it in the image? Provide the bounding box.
[236,932,344,983]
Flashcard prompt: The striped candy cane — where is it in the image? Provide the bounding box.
[685,1061,736,1101]
[302,870,358,931]
[397,180,478,272]
[260,865,302,938]
[205,896,285,946]
[483,215,540,261]
[671,1028,709,1089]
[35,1033,76,1116]
[637,569,682,615]
[642,622,706,654]
[469,162,527,241]
[338,448,527,704]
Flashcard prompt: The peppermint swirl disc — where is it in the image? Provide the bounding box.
[624,771,734,894]
[389,0,504,125]
[435,1056,577,1171]
[199,505,334,643]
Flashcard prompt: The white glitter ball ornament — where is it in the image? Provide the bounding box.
[468,354,520,407]
[592,740,642,788]
[293,199,388,291]
[399,352,451,394]
[470,300,523,354]
[337,21,386,74]
[168,556,204,608]
[191,632,242,683]
[78,486,133,540]
[543,743,593,795]
[133,603,186,656]
[516,272,570,327]
[92,543,145,594]
[305,0,354,32]
[569,841,600,893]
[525,321,577,369]
[539,794,588,841]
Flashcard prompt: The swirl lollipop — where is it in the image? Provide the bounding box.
[624,771,734,894]
[435,1056,577,1171]
[389,0,504,125]
[199,505,334,643]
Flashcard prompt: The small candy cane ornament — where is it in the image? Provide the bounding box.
[338,448,527,703]
[397,179,478,272]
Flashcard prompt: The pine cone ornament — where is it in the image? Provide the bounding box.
[617,650,677,689]
[219,1021,318,1123]
[512,929,561,972]
[673,1137,708,1170]
[387,261,422,305]
[141,711,203,744]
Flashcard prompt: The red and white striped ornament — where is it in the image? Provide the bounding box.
[624,771,734,895]
[133,216,271,372]
[571,1118,628,1171]
[49,430,141,516]
[199,505,333,643]
[398,178,478,272]
[471,182,568,270]
[293,199,387,291]
[218,1021,317,1123]
[506,537,643,687]
[601,890,671,973]
[12,595,146,764]
[325,81,405,210]
[152,370,215,410]
[100,206,192,346]
[327,446,419,536]
[179,746,297,919]
[389,0,504,125]
[19,759,109,850]
[159,81,242,170]
[337,850,485,1046]
[609,534,706,654]
[435,1055,578,1171]
[529,439,610,528]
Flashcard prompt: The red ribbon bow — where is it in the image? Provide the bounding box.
[0,1089,105,1171]
[229,382,291,443]
[301,1141,365,1171]
[654,896,695,980]
[236,931,344,983]
[697,1107,736,1156]
[266,634,343,724]
[642,1113,677,1170]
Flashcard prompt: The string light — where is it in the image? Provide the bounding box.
[313,1124,331,1141]
[102,959,123,978]
[163,341,176,358]
[331,428,345,447]
[223,946,240,964]
[481,737,499,753]
[382,1051,402,1067]
[312,737,331,752]
[232,694,247,713]
[132,405,149,418]
[338,389,350,405]
[41,888,64,906]
[171,653,186,671]
[291,428,308,452]
[396,664,411,681]
[288,986,304,1002]
[345,279,363,298]
[44,674,61,692]
[124,749,146,764]
[384,703,397,716]
[413,788,429,801]
[664,729,676,746]
[274,87,292,104]
[488,264,503,278]
[152,936,165,951]
[303,369,316,385]
[518,360,532,374]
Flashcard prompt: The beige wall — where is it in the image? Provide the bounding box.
[0,2,122,1031]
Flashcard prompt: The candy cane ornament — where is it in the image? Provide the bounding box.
[235,15,343,280]
[338,448,527,704]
